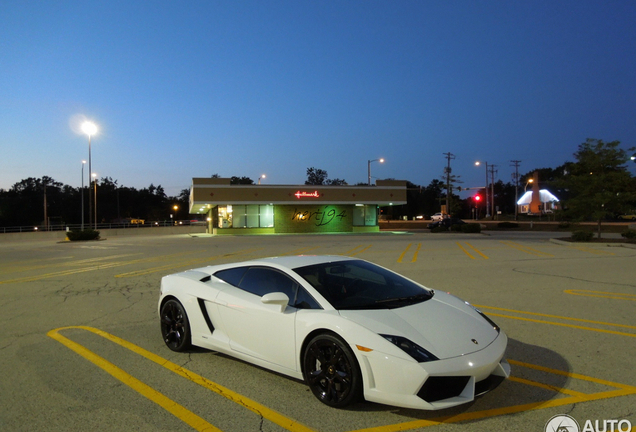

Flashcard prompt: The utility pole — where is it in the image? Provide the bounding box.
[443,152,455,215]
[510,160,521,220]
[487,164,497,219]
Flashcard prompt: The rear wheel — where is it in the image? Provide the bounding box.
[160,299,191,352]
[303,333,362,408]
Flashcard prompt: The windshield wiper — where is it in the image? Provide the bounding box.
[375,293,431,304]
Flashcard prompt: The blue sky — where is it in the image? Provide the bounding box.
[1,0,635,197]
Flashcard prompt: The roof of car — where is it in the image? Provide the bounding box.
[251,255,353,269]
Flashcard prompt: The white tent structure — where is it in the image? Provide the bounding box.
[517,189,559,214]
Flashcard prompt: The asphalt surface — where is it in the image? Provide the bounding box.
[0,231,634,432]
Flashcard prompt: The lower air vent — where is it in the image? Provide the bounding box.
[475,374,506,397]
[417,376,471,403]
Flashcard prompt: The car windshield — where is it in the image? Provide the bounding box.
[293,260,433,310]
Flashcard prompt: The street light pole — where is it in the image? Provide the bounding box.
[475,161,490,218]
[81,160,86,230]
[368,158,384,185]
[258,174,266,185]
[81,121,98,230]
[92,173,97,229]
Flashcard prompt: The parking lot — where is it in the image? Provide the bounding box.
[0,231,634,432]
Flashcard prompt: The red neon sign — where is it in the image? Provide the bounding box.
[295,190,320,199]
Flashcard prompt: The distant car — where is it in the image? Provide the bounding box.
[428,218,466,229]
[158,255,509,410]
[618,214,636,221]
[430,213,445,222]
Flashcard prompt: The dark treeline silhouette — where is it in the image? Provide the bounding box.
[0,176,190,227]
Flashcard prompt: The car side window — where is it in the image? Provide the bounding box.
[294,286,322,310]
[214,267,249,287]
[238,267,298,303]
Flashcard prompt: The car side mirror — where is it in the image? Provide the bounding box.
[261,292,289,312]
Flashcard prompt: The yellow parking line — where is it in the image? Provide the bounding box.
[486,313,636,338]
[474,305,636,330]
[566,245,614,255]
[348,361,636,432]
[499,240,554,257]
[281,247,320,256]
[508,376,588,398]
[397,244,411,262]
[564,289,636,301]
[0,251,206,284]
[465,242,489,259]
[411,243,421,262]
[48,327,221,432]
[344,245,371,256]
[456,242,475,259]
[397,243,421,263]
[115,248,263,277]
[48,326,316,432]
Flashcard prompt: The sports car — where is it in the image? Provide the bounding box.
[158,255,510,410]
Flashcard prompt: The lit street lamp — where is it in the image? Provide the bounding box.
[81,160,86,230]
[81,121,98,229]
[368,158,384,185]
[524,178,534,192]
[258,174,266,185]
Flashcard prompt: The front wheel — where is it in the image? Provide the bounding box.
[160,299,191,352]
[303,333,362,408]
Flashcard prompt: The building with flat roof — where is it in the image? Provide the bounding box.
[189,178,407,234]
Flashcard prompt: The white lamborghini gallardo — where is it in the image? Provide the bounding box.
[158,255,510,410]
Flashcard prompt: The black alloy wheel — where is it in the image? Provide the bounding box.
[303,333,362,408]
[160,299,191,352]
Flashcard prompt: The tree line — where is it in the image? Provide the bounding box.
[1,139,634,231]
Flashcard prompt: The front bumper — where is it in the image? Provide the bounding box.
[358,331,510,410]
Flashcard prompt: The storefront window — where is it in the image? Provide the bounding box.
[260,205,274,227]
[224,204,274,228]
[353,205,377,226]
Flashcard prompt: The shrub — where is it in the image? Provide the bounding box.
[67,229,100,241]
[571,231,593,242]
[558,221,572,229]
[430,226,448,233]
[461,223,481,233]
[497,222,519,229]
[621,229,636,239]
[450,223,463,232]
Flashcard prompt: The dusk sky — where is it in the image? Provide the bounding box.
[2,1,635,197]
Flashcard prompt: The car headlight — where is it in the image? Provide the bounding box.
[380,334,439,363]
[465,302,500,332]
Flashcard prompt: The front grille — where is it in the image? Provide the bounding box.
[417,376,470,403]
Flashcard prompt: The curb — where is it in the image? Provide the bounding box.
[549,238,636,249]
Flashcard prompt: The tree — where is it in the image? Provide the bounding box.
[305,167,329,185]
[230,176,254,185]
[325,178,347,185]
[557,139,636,238]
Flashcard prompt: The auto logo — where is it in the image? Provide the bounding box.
[471,339,479,345]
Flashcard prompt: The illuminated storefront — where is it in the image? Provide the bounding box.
[189,178,407,234]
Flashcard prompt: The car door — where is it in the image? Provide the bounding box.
[215,267,298,371]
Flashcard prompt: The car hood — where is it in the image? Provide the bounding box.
[338,291,499,360]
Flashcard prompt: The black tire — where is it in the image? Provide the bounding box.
[303,333,362,408]
[160,299,191,352]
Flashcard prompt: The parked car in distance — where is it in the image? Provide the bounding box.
[618,214,636,221]
[430,213,445,222]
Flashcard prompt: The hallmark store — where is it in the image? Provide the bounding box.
[189,178,407,235]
